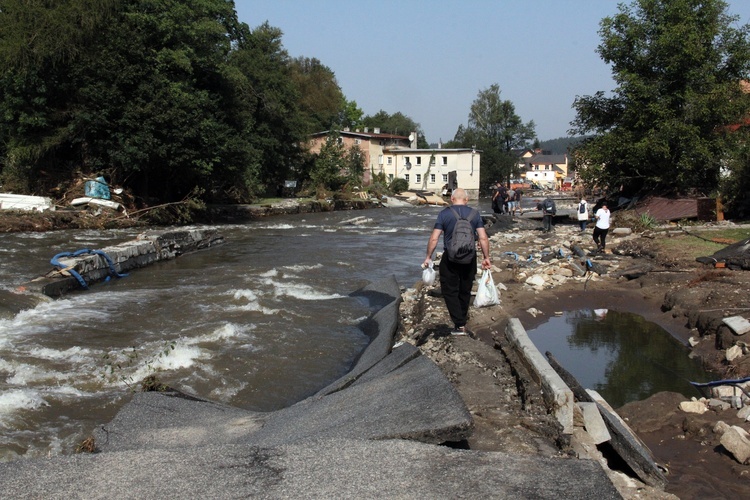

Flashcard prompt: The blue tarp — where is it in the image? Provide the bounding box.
[84,177,111,200]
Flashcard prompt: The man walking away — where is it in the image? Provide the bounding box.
[423,188,491,336]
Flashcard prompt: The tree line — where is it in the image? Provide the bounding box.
[2,0,750,217]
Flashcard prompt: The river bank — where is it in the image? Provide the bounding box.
[2,197,749,497]
[398,211,750,498]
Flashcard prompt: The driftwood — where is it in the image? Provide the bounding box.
[546,352,668,489]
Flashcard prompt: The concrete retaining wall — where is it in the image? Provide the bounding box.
[23,228,224,297]
[505,318,575,434]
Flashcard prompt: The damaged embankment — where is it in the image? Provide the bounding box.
[0,274,619,498]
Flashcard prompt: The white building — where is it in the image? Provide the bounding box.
[378,147,481,199]
[307,129,482,199]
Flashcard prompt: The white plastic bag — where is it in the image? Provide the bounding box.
[474,269,500,307]
[422,261,436,286]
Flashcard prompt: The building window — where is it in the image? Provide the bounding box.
[416,174,421,183]
[416,157,422,166]
[404,174,410,182]
[442,174,448,182]
[430,174,436,183]
[441,156,448,166]
[354,139,361,145]
[404,156,411,166]
[388,174,393,182]
[378,154,383,165]
[387,157,392,165]
[429,156,436,166]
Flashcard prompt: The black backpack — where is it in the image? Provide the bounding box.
[579,202,586,214]
[446,207,477,264]
[543,198,556,215]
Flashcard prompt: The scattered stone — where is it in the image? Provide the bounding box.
[688,336,699,347]
[726,345,744,362]
[525,275,546,287]
[738,406,750,421]
[714,420,731,436]
[526,307,542,318]
[612,227,633,236]
[720,425,750,464]
[679,400,708,414]
[708,398,730,411]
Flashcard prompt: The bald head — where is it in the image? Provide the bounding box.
[451,188,468,205]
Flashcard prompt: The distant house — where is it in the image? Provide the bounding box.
[518,151,569,190]
[306,128,482,198]
[381,146,481,199]
[307,128,413,186]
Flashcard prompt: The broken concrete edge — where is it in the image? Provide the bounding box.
[314,275,403,397]
[505,318,574,434]
[20,228,225,297]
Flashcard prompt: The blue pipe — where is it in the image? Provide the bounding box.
[50,249,129,289]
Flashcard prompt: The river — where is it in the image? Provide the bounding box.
[1,204,459,461]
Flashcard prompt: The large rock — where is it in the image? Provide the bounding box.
[720,425,750,464]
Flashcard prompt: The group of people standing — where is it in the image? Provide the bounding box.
[491,182,523,216]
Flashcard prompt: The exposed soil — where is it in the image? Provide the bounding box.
[398,214,750,499]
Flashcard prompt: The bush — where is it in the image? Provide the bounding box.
[389,178,409,194]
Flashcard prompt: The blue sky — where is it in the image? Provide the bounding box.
[235,0,750,144]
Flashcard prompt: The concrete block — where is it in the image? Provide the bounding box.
[579,402,611,444]
[724,315,750,336]
[505,318,574,434]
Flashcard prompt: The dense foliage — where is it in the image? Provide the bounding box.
[570,0,750,205]
[361,110,428,148]
[0,0,352,204]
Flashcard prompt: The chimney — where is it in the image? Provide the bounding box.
[374,127,380,134]
[364,127,369,133]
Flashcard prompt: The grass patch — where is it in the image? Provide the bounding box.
[653,227,750,262]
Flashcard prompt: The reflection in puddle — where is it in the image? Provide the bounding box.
[527,310,715,408]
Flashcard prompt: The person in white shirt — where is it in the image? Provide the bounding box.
[576,197,589,232]
[593,202,611,252]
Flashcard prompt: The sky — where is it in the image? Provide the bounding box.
[234,0,750,144]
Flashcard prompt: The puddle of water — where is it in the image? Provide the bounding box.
[527,309,715,408]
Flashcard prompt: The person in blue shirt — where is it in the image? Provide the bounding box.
[423,188,491,335]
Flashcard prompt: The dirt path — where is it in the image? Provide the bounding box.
[398,214,750,498]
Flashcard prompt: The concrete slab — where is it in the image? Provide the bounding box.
[0,439,621,499]
[579,402,611,445]
[724,315,750,336]
[505,318,574,434]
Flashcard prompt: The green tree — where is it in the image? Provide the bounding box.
[448,84,535,186]
[0,1,309,203]
[361,110,428,147]
[570,0,750,198]
[309,132,346,191]
[289,56,345,134]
